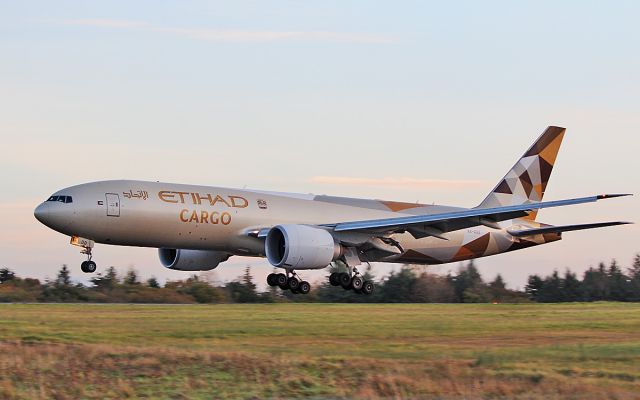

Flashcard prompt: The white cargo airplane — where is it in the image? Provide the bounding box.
[34,127,631,294]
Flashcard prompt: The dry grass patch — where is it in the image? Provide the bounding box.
[1,341,638,399]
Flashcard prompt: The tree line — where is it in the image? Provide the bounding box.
[525,257,640,302]
[1,254,639,303]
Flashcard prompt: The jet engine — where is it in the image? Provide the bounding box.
[158,248,230,271]
[265,224,341,270]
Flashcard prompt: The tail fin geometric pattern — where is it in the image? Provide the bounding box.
[477,126,566,220]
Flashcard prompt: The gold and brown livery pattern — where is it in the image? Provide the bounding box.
[479,126,566,220]
[393,221,562,265]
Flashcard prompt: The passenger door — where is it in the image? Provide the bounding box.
[105,193,120,217]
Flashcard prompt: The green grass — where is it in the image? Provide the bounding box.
[1,303,639,399]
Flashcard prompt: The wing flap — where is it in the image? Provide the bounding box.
[508,221,632,237]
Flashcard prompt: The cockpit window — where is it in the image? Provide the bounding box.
[47,195,73,203]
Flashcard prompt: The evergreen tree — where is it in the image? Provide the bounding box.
[379,266,417,303]
[91,267,119,290]
[0,268,16,283]
[525,274,543,301]
[539,270,564,302]
[227,267,260,303]
[628,254,640,301]
[146,277,160,288]
[186,275,225,303]
[449,261,484,302]
[242,267,256,289]
[490,274,506,290]
[40,265,85,302]
[412,272,456,303]
[563,269,582,302]
[607,260,627,301]
[582,264,609,301]
[489,274,508,302]
[124,269,140,285]
[629,254,640,280]
[55,265,72,287]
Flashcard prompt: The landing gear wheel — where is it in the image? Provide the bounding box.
[361,280,374,295]
[276,273,288,289]
[81,260,96,273]
[267,273,278,287]
[86,261,97,273]
[329,272,341,286]
[339,273,352,290]
[351,276,364,291]
[298,281,311,294]
[287,277,300,291]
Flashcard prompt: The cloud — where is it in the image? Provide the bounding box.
[157,28,391,43]
[64,19,148,29]
[60,19,392,44]
[310,176,485,190]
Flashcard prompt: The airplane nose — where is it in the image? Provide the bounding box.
[34,202,49,224]
[34,199,75,232]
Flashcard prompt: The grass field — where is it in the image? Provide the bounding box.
[1,303,639,399]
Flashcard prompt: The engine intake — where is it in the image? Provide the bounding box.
[265,224,340,270]
[158,249,230,271]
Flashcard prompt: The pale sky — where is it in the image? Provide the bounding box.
[1,1,638,289]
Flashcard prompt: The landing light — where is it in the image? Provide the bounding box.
[70,236,94,248]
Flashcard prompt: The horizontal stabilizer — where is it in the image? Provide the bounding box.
[508,221,633,237]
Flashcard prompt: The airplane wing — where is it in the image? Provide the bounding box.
[324,194,631,238]
[507,221,632,237]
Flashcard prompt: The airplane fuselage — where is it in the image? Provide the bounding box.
[35,179,559,267]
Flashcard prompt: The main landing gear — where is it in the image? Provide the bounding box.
[329,248,374,295]
[329,267,374,295]
[267,271,311,294]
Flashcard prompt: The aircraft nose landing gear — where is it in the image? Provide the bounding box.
[71,236,97,273]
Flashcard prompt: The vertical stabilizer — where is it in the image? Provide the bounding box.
[477,126,566,220]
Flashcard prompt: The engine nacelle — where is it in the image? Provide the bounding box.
[265,224,340,270]
[158,249,230,271]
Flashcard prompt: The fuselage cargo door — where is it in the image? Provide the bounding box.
[106,193,120,217]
